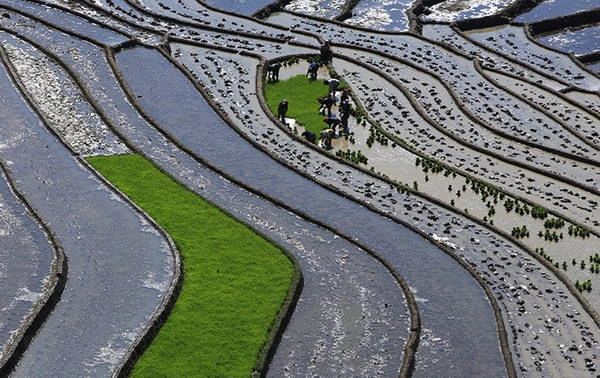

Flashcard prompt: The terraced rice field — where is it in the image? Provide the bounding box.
[0,0,599,377]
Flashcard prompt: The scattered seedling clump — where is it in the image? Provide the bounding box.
[538,229,562,242]
[530,206,548,219]
[415,156,444,174]
[512,225,529,239]
[281,57,301,66]
[544,218,565,229]
[568,225,591,238]
[336,149,368,165]
[575,280,592,292]
[367,126,389,147]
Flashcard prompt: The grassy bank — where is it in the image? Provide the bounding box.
[264,74,330,136]
[87,154,295,377]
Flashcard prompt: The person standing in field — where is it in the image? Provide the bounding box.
[278,99,288,124]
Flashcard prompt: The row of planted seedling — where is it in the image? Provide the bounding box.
[321,75,600,296]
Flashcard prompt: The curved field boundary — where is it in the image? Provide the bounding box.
[4,2,596,376]
[239,20,600,339]
[120,0,299,43]
[525,7,600,35]
[479,64,600,120]
[338,43,600,188]
[162,31,592,374]
[170,30,600,206]
[254,60,514,378]
[0,12,417,374]
[447,24,575,89]
[0,19,302,377]
[267,8,600,95]
[0,163,66,376]
[87,154,303,378]
[260,16,600,165]
[131,41,512,375]
[476,62,600,145]
[450,22,600,90]
[108,45,422,377]
[522,23,600,82]
[41,0,600,340]
[0,39,180,377]
[0,35,183,373]
[471,59,600,153]
[256,49,598,238]
[326,45,600,200]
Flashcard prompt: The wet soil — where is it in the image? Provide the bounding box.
[422,23,567,91]
[465,24,600,91]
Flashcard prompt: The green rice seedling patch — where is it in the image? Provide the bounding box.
[264,74,331,137]
[87,154,294,377]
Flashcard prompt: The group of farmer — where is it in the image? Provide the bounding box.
[275,42,351,150]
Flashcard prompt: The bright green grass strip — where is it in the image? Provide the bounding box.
[264,74,330,136]
[86,154,294,378]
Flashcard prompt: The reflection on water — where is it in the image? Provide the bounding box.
[537,24,600,56]
[203,0,274,15]
[514,0,599,23]
[345,0,413,31]
[116,46,507,378]
[423,0,517,22]
[587,61,600,74]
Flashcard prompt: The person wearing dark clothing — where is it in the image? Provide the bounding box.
[306,61,319,80]
[340,113,350,135]
[318,95,335,116]
[301,130,316,143]
[340,88,349,104]
[320,41,332,64]
[267,63,281,82]
[278,99,288,124]
[339,99,351,135]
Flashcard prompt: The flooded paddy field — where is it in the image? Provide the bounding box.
[537,24,600,56]
[345,0,414,31]
[422,0,519,22]
[1,0,600,376]
[203,0,275,16]
[514,0,600,24]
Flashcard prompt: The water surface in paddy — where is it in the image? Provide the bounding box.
[537,24,600,56]
[588,61,600,73]
[345,0,413,31]
[514,0,599,23]
[202,0,274,15]
[422,0,518,22]
[116,46,507,378]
